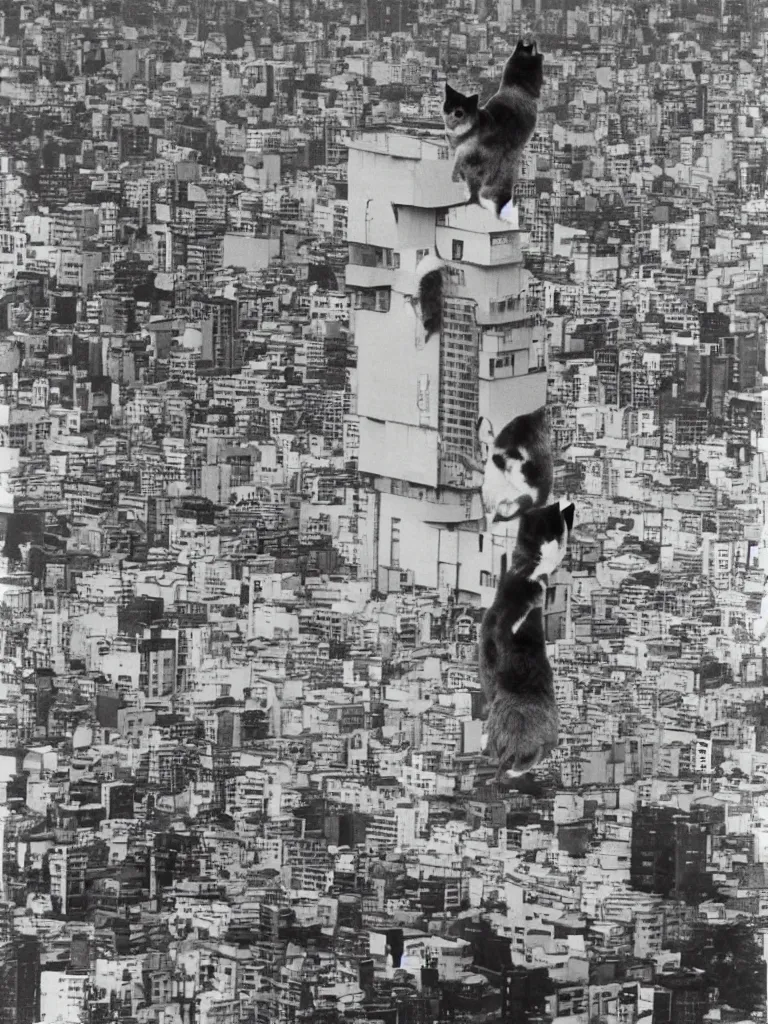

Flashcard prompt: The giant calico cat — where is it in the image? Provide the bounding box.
[477,407,553,525]
[443,39,544,221]
[479,500,575,777]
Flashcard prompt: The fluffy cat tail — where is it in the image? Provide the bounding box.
[415,253,445,340]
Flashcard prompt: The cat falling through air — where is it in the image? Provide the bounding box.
[443,39,544,221]
[479,500,575,777]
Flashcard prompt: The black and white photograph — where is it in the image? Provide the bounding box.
[0,0,766,1022]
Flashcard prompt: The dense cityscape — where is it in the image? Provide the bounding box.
[0,0,767,1021]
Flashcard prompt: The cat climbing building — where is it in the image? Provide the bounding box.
[346,129,548,600]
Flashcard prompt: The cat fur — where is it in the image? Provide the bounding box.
[415,252,446,340]
[477,406,553,525]
[443,39,544,220]
[479,500,575,776]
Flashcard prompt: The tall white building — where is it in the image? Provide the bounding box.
[347,131,547,600]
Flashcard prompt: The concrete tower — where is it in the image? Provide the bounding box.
[347,131,547,601]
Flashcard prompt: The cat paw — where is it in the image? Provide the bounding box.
[499,199,517,223]
[485,690,558,776]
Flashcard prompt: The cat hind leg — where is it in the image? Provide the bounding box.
[478,183,514,221]
[499,197,517,223]
[499,167,520,222]
[485,690,558,777]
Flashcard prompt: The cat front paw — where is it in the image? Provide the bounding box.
[451,163,464,183]
[485,690,558,777]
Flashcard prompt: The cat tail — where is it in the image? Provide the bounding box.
[500,51,520,88]
[501,39,540,88]
[415,253,446,340]
[485,688,558,777]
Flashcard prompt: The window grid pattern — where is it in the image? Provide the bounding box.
[439,298,479,458]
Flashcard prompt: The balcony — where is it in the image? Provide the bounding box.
[347,132,468,209]
[345,263,395,289]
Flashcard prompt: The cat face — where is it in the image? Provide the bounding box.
[443,83,479,136]
[516,499,575,579]
[477,411,551,524]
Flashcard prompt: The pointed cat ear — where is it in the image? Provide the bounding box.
[465,94,479,111]
[444,82,457,97]
[561,503,575,532]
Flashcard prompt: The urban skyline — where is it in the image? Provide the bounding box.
[0,0,767,1023]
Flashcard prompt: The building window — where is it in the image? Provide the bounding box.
[390,518,401,569]
[452,239,464,261]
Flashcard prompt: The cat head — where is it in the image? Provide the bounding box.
[515,499,575,579]
[515,38,540,57]
[477,409,552,524]
[443,83,479,135]
[504,38,544,97]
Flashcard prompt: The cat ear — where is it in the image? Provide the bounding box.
[561,503,575,532]
[444,82,457,97]
[514,39,524,53]
[465,94,479,111]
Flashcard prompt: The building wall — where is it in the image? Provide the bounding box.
[222,232,280,271]
[350,132,547,598]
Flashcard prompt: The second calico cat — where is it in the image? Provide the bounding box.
[479,500,575,777]
[414,251,447,340]
[477,406,553,525]
[443,39,544,221]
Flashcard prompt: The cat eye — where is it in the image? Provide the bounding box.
[455,110,464,118]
